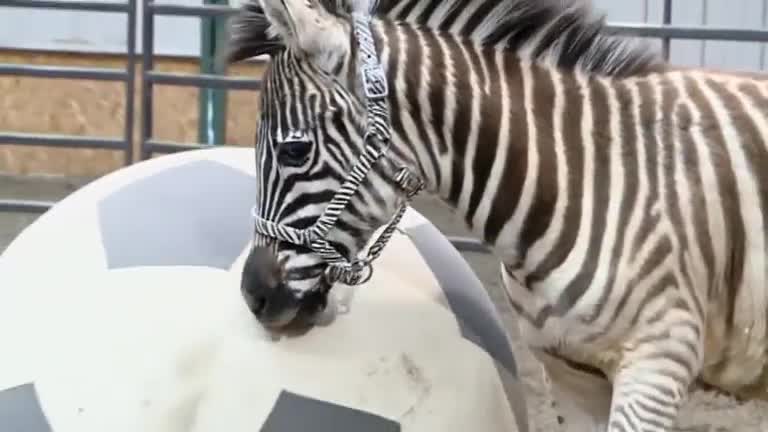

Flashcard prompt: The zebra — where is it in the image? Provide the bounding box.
[227,0,768,430]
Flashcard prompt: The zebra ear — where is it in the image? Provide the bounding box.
[258,0,350,72]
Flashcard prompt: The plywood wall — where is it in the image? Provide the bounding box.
[0,50,266,177]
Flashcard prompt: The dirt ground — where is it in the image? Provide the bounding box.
[2,176,768,432]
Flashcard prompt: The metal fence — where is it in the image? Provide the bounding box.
[3,0,768,251]
[0,0,137,213]
[139,0,262,159]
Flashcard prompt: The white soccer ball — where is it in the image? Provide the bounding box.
[0,148,528,432]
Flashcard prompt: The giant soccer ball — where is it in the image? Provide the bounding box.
[0,148,528,432]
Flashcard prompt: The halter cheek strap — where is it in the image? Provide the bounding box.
[251,11,425,287]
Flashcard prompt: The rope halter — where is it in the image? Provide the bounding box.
[250,11,425,287]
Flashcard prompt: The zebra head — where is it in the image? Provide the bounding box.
[228,0,423,329]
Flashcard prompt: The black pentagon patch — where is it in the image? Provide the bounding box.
[97,159,255,269]
[0,383,52,432]
[261,390,400,432]
[404,224,519,377]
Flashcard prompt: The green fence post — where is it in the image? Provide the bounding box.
[199,0,229,146]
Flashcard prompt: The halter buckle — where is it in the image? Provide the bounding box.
[324,259,374,286]
[395,167,425,197]
[362,64,388,99]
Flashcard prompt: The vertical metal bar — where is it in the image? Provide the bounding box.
[140,0,155,160]
[212,8,229,144]
[642,0,649,23]
[700,0,709,67]
[124,0,137,165]
[761,0,768,70]
[198,0,229,146]
[199,7,213,145]
[662,0,673,60]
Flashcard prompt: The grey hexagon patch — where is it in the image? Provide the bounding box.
[403,223,518,377]
[97,159,255,269]
[261,390,400,432]
[0,383,52,432]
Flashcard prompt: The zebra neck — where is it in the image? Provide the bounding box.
[381,25,579,261]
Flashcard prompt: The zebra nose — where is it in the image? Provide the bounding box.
[240,247,296,323]
[248,290,268,317]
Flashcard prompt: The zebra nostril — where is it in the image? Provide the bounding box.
[250,294,268,317]
[256,296,267,312]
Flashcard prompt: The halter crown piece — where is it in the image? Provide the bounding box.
[251,8,425,286]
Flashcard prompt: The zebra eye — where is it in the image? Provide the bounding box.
[278,139,312,166]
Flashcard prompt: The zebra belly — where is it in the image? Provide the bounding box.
[506,265,768,402]
[502,251,768,401]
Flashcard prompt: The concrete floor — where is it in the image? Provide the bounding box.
[0,174,87,251]
[3,174,768,432]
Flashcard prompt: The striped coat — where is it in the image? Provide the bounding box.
[227,0,768,429]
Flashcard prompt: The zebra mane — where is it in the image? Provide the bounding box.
[227,0,663,77]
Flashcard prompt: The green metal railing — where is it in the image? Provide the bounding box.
[139,1,262,158]
[199,0,230,146]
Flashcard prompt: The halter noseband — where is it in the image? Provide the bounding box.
[251,11,425,287]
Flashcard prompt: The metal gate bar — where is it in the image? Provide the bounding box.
[606,23,768,42]
[661,0,673,59]
[0,64,128,80]
[0,0,137,213]
[0,199,54,214]
[0,0,129,12]
[139,0,262,160]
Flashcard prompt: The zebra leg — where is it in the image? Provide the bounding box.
[606,320,703,432]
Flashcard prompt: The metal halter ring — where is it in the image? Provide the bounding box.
[324,259,374,286]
